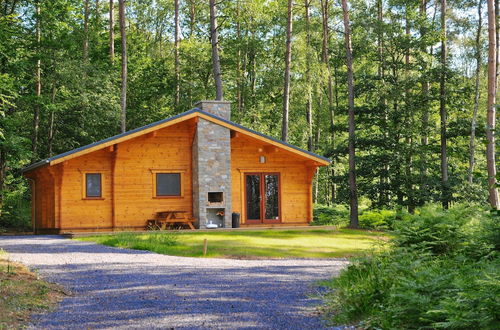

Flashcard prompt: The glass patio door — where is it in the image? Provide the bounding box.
[245,173,280,223]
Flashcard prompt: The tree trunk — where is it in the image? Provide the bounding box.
[95,0,100,25]
[495,0,499,86]
[174,0,180,108]
[188,0,196,38]
[341,0,359,228]
[0,147,5,214]
[321,0,335,202]
[377,0,389,206]
[209,0,223,100]
[405,9,415,213]
[236,0,242,120]
[487,0,500,208]
[48,84,57,157]
[83,0,89,61]
[32,0,41,160]
[420,0,429,197]
[321,0,334,138]
[440,0,449,208]
[305,0,313,151]
[118,0,127,133]
[469,0,483,184]
[281,0,293,142]
[377,0,384,80]
[109,0,114,63]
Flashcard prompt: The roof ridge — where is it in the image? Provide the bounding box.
[22,107,330,173]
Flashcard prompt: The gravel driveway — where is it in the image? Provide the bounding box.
[0,235,348,329]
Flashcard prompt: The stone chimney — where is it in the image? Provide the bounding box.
[192,101,232,229]
[194,100,231,120]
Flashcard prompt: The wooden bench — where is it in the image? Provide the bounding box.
[146,210,195,230]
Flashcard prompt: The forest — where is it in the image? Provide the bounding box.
[0,0,499,228]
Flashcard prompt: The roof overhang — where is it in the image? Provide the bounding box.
[22,109,330,174]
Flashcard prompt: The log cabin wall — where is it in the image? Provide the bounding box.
[112,121,194,229]
[24,166,57,233]
[35,167,56,231]
[32,120,195,232]
[59,148,113,230]
[230,134,317,225]
[25,110,325,232]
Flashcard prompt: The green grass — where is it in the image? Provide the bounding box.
[77,228,391,259]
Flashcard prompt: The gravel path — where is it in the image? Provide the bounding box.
[0,235,348,329]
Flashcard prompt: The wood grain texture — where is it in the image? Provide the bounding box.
[26,119,324,232]
[230,134,318,225]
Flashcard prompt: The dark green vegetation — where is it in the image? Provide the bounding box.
[0,0,497,228]
[77,228,390,258]
[321,204,500,329]
[0,250,64,328]
[314,203,403,230]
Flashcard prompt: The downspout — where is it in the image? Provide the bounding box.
[26,177,36,234]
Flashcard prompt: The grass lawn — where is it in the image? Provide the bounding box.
[77,228,391,259]
[0,250,66,328]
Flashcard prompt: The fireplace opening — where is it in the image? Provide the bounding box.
[208,192,223,204]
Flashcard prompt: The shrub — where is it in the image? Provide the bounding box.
[393,204,489,256]
[321,204,500,329]
[426,258,500,329]
[312,204,349,227]
[0,178,31,230]
[358,209,401,230]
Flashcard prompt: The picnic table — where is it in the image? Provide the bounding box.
[146,210,195,230]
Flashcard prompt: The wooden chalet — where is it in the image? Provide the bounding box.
[22,101,330,233]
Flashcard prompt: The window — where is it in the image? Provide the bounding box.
[156,173,181,197]
[151,169,185,198]
[85,173,102,198]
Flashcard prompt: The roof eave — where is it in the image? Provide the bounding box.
[21,159,50,174]
[196,111,331,165]
[21,107,331,172]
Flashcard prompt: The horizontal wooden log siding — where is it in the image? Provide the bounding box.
[230,134,318,225]
[30,121,195,232]
[26,116,322,232]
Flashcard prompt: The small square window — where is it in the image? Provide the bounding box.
[86,173,102,198]
[156,173,181,196]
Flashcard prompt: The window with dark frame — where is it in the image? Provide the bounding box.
[156,173,181,196]
[85,173,102,198]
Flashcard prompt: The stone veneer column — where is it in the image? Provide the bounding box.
[192,101,232,229]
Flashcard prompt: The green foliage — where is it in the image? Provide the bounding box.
[321,204,500,329]
[0,174,31,230]
[393,204,489,255]
[313,205,403,230]
[0,0,496,229]
[358,209,402,230]
[312,204,349,226]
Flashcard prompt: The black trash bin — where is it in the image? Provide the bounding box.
[232,212,240,228]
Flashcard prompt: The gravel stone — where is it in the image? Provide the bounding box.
[0,235,349,329]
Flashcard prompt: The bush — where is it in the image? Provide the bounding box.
[393,204,489,256]
[358,209,402,230]
[314,205,405,230]
[0,178,31,230]
[312,204,349,226]
[321,204,500,329]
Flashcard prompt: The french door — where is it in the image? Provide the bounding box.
[245,173,280,224]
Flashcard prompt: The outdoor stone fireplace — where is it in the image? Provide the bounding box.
[207,192,223,205]
[192,101,232,229]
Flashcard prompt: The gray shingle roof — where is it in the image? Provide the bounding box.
[22,108,331,173]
